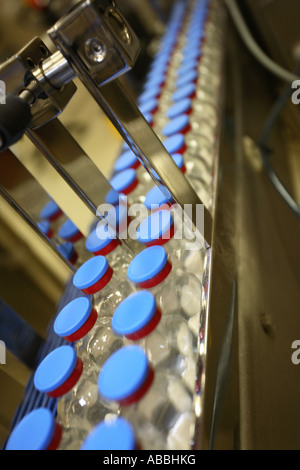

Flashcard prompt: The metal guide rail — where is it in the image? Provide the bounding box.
[1,0,225,451]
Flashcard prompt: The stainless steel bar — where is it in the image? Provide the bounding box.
[26,118,138,254]
[93,78,212,246]
[0,150,75,272]
[39,51,76,91]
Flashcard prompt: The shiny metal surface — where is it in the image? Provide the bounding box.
[0,149,75,272]
[92,78,212,247]
[0,37,77,129]
[26,118,137,253]
[48,0,141,87]
[48,0,211,246]
[37,50,76,91]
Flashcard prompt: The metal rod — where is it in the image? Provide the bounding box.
[0,184,75,273]
[26,118,137,255]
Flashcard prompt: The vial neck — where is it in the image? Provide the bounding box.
[137,260,172,289]
[47,357,84,398]
[125,307,162,341]
[80,266,113,295]
[64,308,98,342]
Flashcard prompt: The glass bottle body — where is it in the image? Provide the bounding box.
[56,366,120,438]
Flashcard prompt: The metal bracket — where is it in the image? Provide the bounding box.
[0,37,76,129]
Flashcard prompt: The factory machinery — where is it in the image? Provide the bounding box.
[1,0,300,451]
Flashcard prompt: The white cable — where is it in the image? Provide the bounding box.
[225,0,299,83]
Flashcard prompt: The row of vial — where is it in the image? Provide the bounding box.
[5,0,222,451]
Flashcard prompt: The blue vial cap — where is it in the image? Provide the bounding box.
[146,62,166,79]
[136,210,173,244]
[98,345,149,402]
[176,69,198,88]
[162,114,190,137]
[54,297,93,338]
[146,74,165,88]
[57,242,75,260]
[181,51,201,68]
[167,98,191,119]
[144,112,153,124]
[6,408,56,450]
[139,98,158,115]
[73,256,109,290]
[163,134,185,153]
[85,225,115,253]
[81,417,136,451]
[127,245,168,284]
[138,86,160,104]
[151,51,169,65]
[177,62,197,78]
[173,82,196,102]
[37,220,51,235]
[39,200,60,220]
[172,153,185,170]
[144,184,173,209]
[110,169,137,194]
[114,150,139,173]
[34,345,77,394]
[105,188,121,206]
[107,199,128,227]
[112,291,156,337]
[58,219,80,241]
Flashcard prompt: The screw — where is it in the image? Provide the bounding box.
[85,38,107,63]
[260,312,273,335]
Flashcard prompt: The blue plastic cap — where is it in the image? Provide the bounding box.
[39,200,60,220]
[37,220,51,235]
[177,62,197,78]
[114,150,139,172]
[85,225,115,253]
[136,210,173,244]
[146,68,165,84]
[34,345,77,394]
[145,74,165,88]
[73,256,109,290]
[144,112,153,124]
[54,297,93,338]
[81,417,136,450]
[57,242,75,260]
[58,219,80,240]
[127,245,168,283]
[144,184,173,209]
[181,52,201,69]
[172,153,184,170]
[163,134,185,153]
[167,98,191,119]
[110,169,137,194]
[112,291,156,336]
[138,86,160,104]
[107,200,128,227]
[97,198,128,231]
[176,69,198,88]
[139,98,158,115]
[98,345,149,402]
[105,188,121,206]
[162,114,190,137]
[6,408,56,450]
[173,82,196,102]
